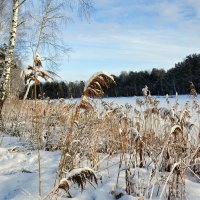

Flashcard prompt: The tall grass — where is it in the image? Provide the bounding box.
[2,80,200,199]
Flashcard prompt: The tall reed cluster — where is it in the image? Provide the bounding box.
[2,80,200,199]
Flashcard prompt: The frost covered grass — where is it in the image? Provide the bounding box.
[1,92,200,199]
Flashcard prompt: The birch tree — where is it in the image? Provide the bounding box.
[22,0,93,98]
[26,0,93,66]
[0,0,20,130]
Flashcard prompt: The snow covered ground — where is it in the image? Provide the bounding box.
[0,136,60,200]
[67,94,200,108]
[1,95,200,200]
[1,136,200,200]
[0,136,139,200]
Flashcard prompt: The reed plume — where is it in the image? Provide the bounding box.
[56,72,115,190]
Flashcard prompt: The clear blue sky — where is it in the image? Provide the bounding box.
[58,0,200,81]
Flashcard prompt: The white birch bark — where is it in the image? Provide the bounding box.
[0,0,19,102]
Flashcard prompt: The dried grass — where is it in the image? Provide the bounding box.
[1,81,200,199]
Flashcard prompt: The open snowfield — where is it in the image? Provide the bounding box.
[0,136,60,200]
[1,95,200,200]
[1,136,200,200]
[67,95,200,109]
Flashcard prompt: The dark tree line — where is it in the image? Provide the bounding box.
[26,53,200,99]
[27,81,85,99]
[107,54,200,97]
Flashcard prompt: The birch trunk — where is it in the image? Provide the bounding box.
[0,0,19,130]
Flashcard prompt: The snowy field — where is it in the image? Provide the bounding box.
[1,137,200,200]
[0,95,200,200]
[67,94,200,108]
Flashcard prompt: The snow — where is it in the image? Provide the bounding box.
[66,94,200,109]
[186,179,200,199]
[1,95,200,199]
[0,136,60,200]
[1,137,200,200]
[0,138,134,200]
[103,95,200,108]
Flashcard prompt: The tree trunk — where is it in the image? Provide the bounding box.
[0,0,19,130]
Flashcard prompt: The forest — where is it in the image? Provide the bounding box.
[26,53,200,99]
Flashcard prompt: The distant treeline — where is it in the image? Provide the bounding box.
[27,54,200,99]
[27,81,85,99]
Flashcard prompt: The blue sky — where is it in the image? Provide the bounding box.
[58,0,200,81]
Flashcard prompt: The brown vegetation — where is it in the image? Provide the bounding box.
[2,83,200,199]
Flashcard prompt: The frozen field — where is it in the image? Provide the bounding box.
[68,94,200,108]
[1,136,200,200]
[0,95,200,200]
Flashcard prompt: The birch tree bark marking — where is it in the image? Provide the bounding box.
[0,0,19,102]
[0,0,19,130]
